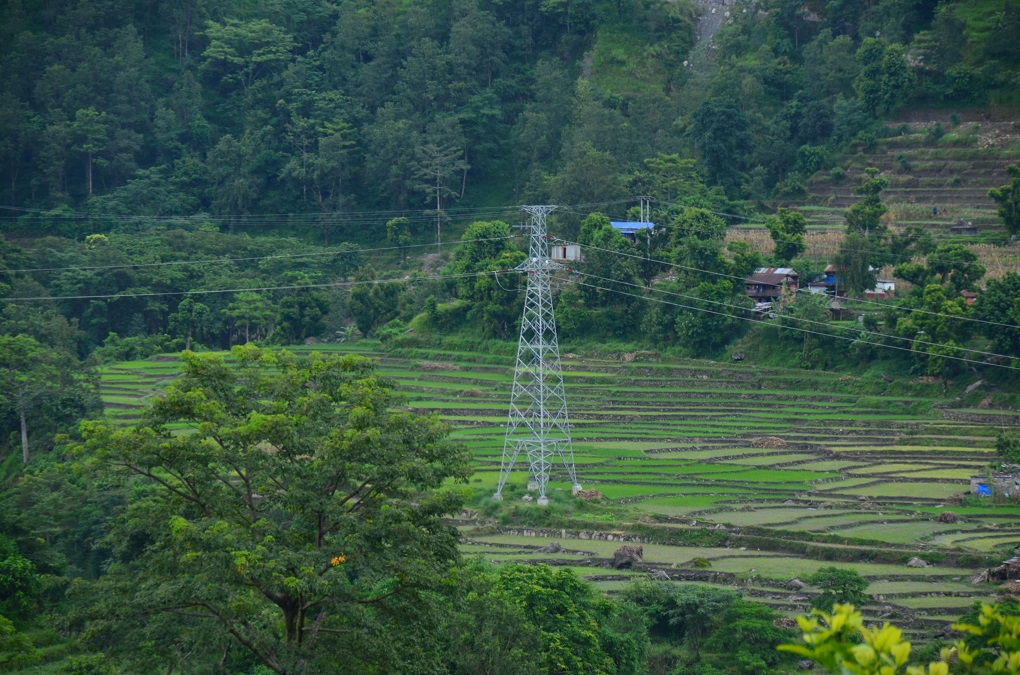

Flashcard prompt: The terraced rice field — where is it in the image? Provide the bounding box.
[98,343,1020,635]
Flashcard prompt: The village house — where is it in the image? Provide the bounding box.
[811,265,894,299]
[950,219,978,236]
[971,466,1020,498]
[744,267,799,303]
[610,221,655,243]
[550,243,582,262]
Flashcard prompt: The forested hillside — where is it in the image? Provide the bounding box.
[2,0,1018,227]
[3,0,1020,671]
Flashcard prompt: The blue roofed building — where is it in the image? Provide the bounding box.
[610,221,655,242]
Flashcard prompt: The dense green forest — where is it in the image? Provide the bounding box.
[3,0,1020,671]
[1,0,1018,221]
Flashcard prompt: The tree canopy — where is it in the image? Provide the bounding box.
[69,346,470,673]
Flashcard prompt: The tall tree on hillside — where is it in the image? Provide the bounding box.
[975,273,1020,357]
[988,164,1020,241]
[765,208,807,264]
[845,168,889,239]
[168,296,210,350]
[0,334,96,464]
[70,108,109,200]
[854,38,913,117]
[692,100,753,198]
[833,232,876,298]
[223,292,274,344]
[207,133,260,223]
[0,95,39,207]
[414,138,468,255]
[69,347,470,673]
[444,220,526,338]
[200,19,296,96]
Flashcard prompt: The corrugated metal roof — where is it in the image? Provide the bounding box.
[610,221,655,233]
[754,267,797,275]
[747,267,799,287]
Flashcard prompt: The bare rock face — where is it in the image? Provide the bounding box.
[534,541,563,554]
[613,545,644,569]
[648,569,670,581]
[787,578,808,591]
[732,351,746,361]
[907,557,932,568]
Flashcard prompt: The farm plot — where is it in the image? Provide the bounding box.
[98,343,1018,625]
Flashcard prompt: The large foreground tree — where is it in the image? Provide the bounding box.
[69,346,470,673]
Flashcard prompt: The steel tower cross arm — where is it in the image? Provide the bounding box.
[493,206,582,506]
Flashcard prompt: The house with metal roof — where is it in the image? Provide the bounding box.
[745,267,799,303]
[610,221,655,242]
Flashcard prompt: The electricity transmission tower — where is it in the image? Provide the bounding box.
[493,205,581,506]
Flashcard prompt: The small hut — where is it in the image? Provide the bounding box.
[971,466,1020,498]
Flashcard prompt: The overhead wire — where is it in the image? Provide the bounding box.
[4,271,490,302]
[556,237,1020,331]
[0,203,523,222]
[570,279,1020,372]
[5,236,515,274]
[568,268,1020,363]
[621,197,1016,266]
[5,194,1017,328]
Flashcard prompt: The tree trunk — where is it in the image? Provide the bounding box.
[86,152,93,198]
[20,405,29,464]
[435,176,442,255]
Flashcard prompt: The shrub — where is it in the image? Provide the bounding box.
[995,432,1020,465]
[807,567,869,611]
[925,123,946,143]
[782,602,1020,675]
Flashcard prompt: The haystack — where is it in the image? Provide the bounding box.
[752,436,787,449]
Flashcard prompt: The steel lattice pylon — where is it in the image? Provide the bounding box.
[493,205,581,506]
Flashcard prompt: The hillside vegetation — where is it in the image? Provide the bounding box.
[2,0,1020,672]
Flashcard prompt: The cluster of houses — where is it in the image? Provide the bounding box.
[550,220,912,320]
[744,266,896,319]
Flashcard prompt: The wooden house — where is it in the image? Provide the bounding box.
[744,267,799,303]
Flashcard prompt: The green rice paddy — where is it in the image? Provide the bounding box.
[98,343,1020,626]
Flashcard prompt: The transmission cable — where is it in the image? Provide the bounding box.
[557,238,1020,331]
[4,271,489,302]
[570,280,1020,372]
[568,269,1020,363]
[6,236,514,274]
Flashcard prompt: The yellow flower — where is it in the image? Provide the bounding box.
[330,553,346,567]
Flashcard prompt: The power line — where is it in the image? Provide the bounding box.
[6,236,514,274]
[4,271,489,302]
[571,280,1020,372]
[0,203,522,222]
[635,198,1017,268]
[569,269,1020,363]
[558,238,1020,331]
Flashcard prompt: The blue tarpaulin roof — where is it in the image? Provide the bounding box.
[610,221,655,234]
